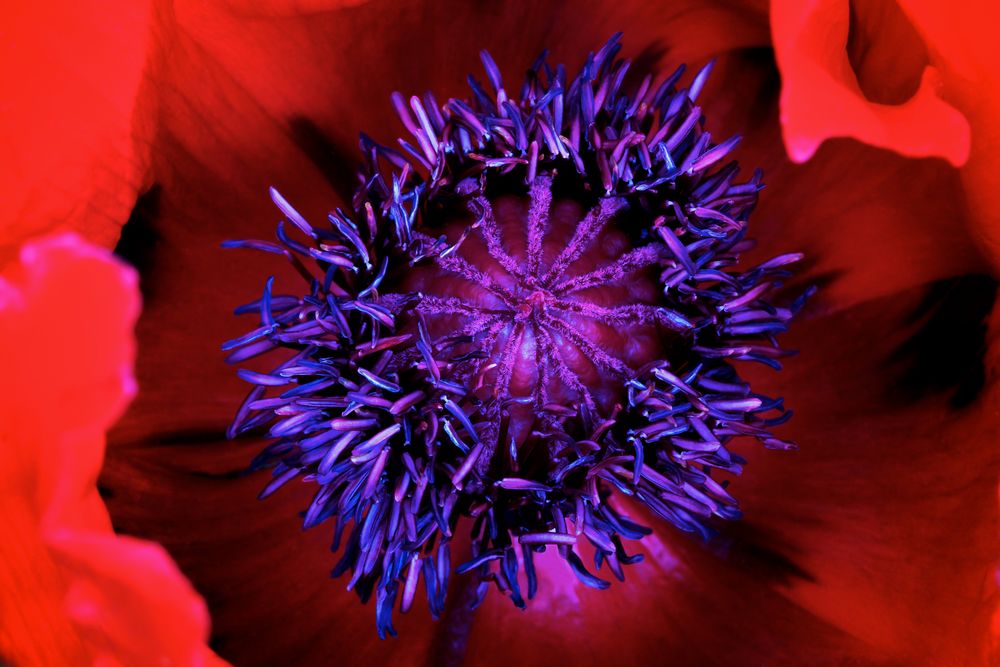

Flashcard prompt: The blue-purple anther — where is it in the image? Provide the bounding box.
[224,34,811,638]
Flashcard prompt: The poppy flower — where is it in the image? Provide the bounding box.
[7,0,997,665]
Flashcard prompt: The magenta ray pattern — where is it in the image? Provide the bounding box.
[224,34,809,637]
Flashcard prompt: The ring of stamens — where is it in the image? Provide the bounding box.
[223,34,807,638]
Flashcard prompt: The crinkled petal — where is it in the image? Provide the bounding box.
[0,1,156,261]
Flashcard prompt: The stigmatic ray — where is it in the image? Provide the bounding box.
[224,34,810,638]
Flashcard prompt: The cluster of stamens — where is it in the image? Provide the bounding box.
[224,34,808,637]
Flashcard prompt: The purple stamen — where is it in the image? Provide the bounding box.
[223,34,810,639]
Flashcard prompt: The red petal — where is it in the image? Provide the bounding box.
[0,498,90,665]
[103,436,441,665]
[165,0,771,159]
[770,0,971,166]
[465,529,881,665]
[0,1,155,260]
[771,0,1000,272]
[49,531,219,667]
[0,234,224,666]
[898,0,1000,272]
[0,234,138,532]
[737,281,1000,664]
[212,0,371,15]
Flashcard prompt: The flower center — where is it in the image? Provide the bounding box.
[516,289,548,320]
[394,172,667,440]
[224,34,808,639]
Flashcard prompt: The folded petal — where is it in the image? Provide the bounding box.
[0,1,156,261]
[0,233,223,666]
[770,0,970,166]
[0,234,138,532]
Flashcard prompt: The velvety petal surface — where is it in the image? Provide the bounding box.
[738,278,999,665]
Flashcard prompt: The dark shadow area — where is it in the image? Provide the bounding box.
[626,40,669,89]
[846,0,928,105]
[288,116,359,206]
[705,520,815,586]
[113,184,162,299]
[887,274,997,409]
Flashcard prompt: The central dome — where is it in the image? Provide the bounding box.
[396,171,670,437]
